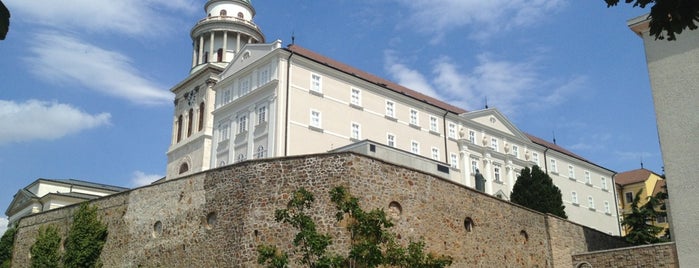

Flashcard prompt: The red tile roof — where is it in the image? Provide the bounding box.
[653,179,667,195]
[615,168,661,186]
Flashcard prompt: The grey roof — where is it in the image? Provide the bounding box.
[36,178,129,192]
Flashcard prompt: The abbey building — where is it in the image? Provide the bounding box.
[166,0,621,236]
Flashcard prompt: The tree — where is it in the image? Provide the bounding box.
[510,165,567,219]
[0,228,16,268]
[605,0,699,40]
[30,225,61,268]
[0,0,9,40]
[622,189,668,244]
[63,203,109,268]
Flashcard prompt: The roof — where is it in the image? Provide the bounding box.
[35,178,129,193]
[615,168,662,186]
[653,179,667,196]
[285,44,467,114]
[284,44,611,173]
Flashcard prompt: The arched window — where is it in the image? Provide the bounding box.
[179,163,189,174]
[203,51,209,63]
[220,9,227,16]
[176,115,183,142]
[198,102,205,131]
[237,12,244,19]
[256,145,265,159]
[187,108,194,137]
[217,48,223,62]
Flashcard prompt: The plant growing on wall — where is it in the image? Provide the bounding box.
[30,225,61,268]
[63,203,108,268]
[511,165,568,219]
[0,228,17,268]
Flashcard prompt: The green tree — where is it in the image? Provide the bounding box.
[30,225,61,268]
[622,189,667,244]
[63,203,108,268]
[605,0,699,40]
[510,165,567,219]
[0,227,17,268]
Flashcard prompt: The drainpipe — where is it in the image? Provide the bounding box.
[543,147,550,174]
[283,49,294,156]
[441,110,449,163]
[610,172,622,235]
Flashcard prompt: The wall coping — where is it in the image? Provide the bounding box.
[573,241,676,256]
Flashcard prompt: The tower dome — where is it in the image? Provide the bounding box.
[189,0,265,73]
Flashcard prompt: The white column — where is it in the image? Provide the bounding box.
[507,163,515,195]
[483,154,493,195]
[198,35,204,65]
[236,32,241,53]
[459,144,472,187]
[267,96,277,157]
[247,105,256,158]
[192,44,197,67]
[222,31,228,62]
[209,32,215,63]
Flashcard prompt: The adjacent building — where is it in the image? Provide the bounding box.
[4,178,128,228]
[166,0,621,235]
[615,168,668,237]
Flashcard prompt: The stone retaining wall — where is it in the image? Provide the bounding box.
[572,242,678,268]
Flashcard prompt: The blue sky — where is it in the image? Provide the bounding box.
[0,0,660,234]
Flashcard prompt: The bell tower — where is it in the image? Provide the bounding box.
[166,0,265,180]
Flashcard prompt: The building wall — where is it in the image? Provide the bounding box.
[11,153,628,267]
[572,242,678,268]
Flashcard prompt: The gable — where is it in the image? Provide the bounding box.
[220,40,282,79]
[461,109,530,142]
[5,189,38,216]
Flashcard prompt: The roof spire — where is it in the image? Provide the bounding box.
[640,156,644,169]
[552,130,557,145]
[484,96,489,109]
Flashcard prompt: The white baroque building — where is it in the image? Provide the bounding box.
[167,0,621,235]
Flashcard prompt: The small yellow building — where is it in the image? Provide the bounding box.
[615,168,668,237]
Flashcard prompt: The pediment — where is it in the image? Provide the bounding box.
[5,189,38,216]
[220,40,283,79]
[460,108,529,142]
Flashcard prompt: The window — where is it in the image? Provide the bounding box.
[220,9,227,16]
[222,89,231,105]
[571,191,578,204]
[491,138,498,151]
[604,201,611,214]
[258,66,271,86]
[429,116,438,132]
[237,12,244,19]
[187,108,194,137]
[568,165,575,179]
[387,133,395,147]
[238,115,247,133]
[601,177,608,190]
[657,215,668,223]
[409,109,419,125]
[176,115,183,142]
[385,100,395,118]
[411,141,419,154]
[448,123,456,139]
[311,74,322,93]
[494,166,501,182]
[624,192,634,203]
[256,145,266,159]
[471,159,479,174]
[584,171,591,184]
[198,102,205,131]
[431,147,439,160]
[550,158,558,173]
[257,106,267,125]
[350,88,361,106]
[218,123,230,142]
[450,153,458,168]
[179,163,189,174]
[236,153,246,162]
[469,130,475,144]
[512,145,519,158]
[588,196,595,209]
[532,152,540,165]
[239,76,251,96]
[351,122,361,140]
[310,110,321,128]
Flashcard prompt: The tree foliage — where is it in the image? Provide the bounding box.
[605,0,699,40]
[30,225,61,268]
[622,189,668,244]
[63,203,108,268]
[0,228,16,268]
[259,186,453,268]
[510,165,567,219]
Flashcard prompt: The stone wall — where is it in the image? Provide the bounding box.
[12,152,630,267]
[572,242,678,267]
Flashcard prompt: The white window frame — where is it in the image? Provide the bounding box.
[431,147,439,160]
[601,177,608,190]
[571,191,578,204]
[568,165,575,179]
[604,201,611,214]
[256,145,266,159]
[469,130,476,144]
[387,133,396,147]
[351,122,361,140]
[447,123,456,139]
[588,196,595,209]
[257,106,267,125]
[550,158,558,173]
[471,159,479,174]
[238,115,247,133]
[350,88,361,106]
[585,171,592,184]
[532,152,540,165]
[219,123,230,142]
[512,145,519,158]
[491,138,499,151]
[311,73,322,93]
[625,192,634,203]
[310,110,321,128]
[411,140,420,154]
[410,109,419,125]
[494,165,501,182]
[385,100,395,118]
[429,116,438,132]
[450,153,458,168]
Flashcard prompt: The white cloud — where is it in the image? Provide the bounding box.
[25,32,173,105]
[392,0,566,40]
[130,171,162,187]
[0,99,111,145]
[0,217,7,236]
[5,0,197,37]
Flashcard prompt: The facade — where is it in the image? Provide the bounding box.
[166,0,621,235]
[4,178,128,228]
[628,14,699,266]
[615,168,668,237]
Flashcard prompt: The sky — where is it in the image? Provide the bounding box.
[0,0,662,235]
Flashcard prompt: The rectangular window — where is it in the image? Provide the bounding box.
[604,201,611,214]
[512,145,519,158]
[410,109,419,125]
[258,66,270,86]
[310,110,321,128]
[429,116,438,132]
[469,130,475,144]
[223,89,231,105]
[588,196,595,209]
[385,100,395,118]
[351,122,361,140]
[387,133,395,147]
[471,159,479,174]
[411,141,419,154]
[494,166,501,182]
[448,123,456,139]
[624,192,634,203]
[585,171,591,184]
[550,158,558,173]
[491,138,498,151]
[311,73,322,92]
[568,165,575,179]
[601,177,608,190]
[657,215,668,223]
[350,88,361,106]
[239,76,251,96]
[238,115,247,133]
[533,152,540,165]
[219,123,229,142]
[257,106,267,125]
[431,147,439,160]
[450,153,458,168]
[571,191,578,204]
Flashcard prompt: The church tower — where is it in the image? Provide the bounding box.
[166,0,265,180]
